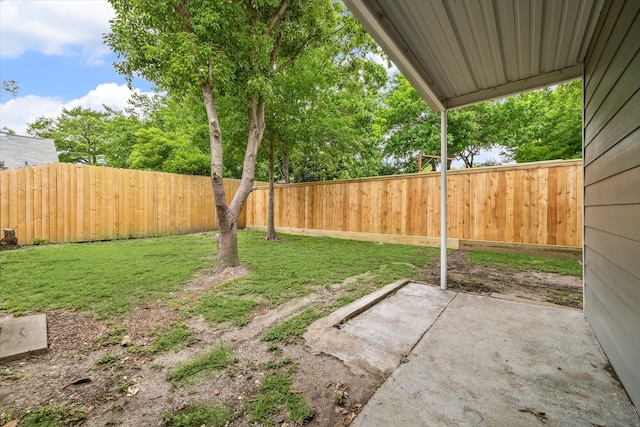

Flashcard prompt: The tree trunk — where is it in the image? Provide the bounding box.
[1,228,17,245]
[281,149,290,184]
[216,216,239,267]
[202,83,266,269]
[265,138,278,240]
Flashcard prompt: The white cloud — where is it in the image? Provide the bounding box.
[0,0,115,63]
[0,95,65,135]
[0,83,149,135]
[66,83,142,110]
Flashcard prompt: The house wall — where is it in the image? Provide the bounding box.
[583,0,640,407]
[0,132,59,169]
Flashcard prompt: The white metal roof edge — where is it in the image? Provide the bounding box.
[345,0,594,111]
[444,64,584,109]
[344,0,446,112]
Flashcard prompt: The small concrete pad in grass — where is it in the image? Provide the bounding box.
[0,314,48,362]
[304,280,456,374]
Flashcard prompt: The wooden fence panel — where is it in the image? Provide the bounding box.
[0,163,243,244]
[0,160,582,247]
[245,160,583,247]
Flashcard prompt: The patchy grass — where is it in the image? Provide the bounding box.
[93,325,127,347]
[262,356,293,371]
[186,294,258,327]
[187,231,438,326]
[263,308,324,344]
[97,353,124,369]
[0,367,19,381]
[547,289,583,306]
[466,251,582,277]
[0,234,215,317]
[249,371,314,425]
[333,282,376,309]
[225,232,435,306]
[1,230,437,325]
[116,375,135,393]
[0,413,16,425]
[20,405,86,427]
[163,403,234,427]
[166,344,236,385]
[151,323,198,354]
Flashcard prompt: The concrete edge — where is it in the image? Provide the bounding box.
[0,314,49,363]
[490,292,583,311]
[310,279,411,332]
[303,279,412,375]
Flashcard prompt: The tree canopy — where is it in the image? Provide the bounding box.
[27,107,118,165]
[497,80,582,162]
[378,74,500,173]
[1,80,19,97]
[377,74,582,172]
[106,0,373,267]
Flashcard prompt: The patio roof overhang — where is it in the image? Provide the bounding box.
[343,0,605,112]
[343,0,605,289]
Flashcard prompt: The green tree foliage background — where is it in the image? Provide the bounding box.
[25,77,583,178]
[23,3,582,180]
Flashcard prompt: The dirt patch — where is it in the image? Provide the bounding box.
[0,252,582,426]
[427,250,583,308]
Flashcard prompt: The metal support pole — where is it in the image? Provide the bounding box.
[440,110,447,290]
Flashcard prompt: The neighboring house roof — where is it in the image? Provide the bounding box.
[344,0,605,111]
[0,130,59,169]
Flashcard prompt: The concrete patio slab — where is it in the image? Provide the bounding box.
[0,314,48,362]
[350,291,639,427]
[304,280,456,374]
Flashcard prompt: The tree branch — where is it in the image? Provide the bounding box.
[270,26,284,68]
[274,23,348,74]
[266,0,291,35]
[174,0,194,33]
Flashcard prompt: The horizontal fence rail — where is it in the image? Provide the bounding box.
[245,160,583,248]
[0,163,242,244]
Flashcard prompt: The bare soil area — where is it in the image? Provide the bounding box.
[0,251,582,426]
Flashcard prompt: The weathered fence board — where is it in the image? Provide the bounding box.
[245,160,583,247]
[0,163,242,244]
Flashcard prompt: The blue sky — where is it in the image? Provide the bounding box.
[0,0,503,165]
[0,0,153,135]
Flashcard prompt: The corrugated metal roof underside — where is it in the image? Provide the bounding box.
[345,0,605,111]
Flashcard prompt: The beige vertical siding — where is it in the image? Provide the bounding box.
[583,0,640,407]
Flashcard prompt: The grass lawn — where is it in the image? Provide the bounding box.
[0,230,438,319]
[0,233,216,317]
[1,231,585,426]
[466,251,582,276]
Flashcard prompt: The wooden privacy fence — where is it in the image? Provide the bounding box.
[1,160,582,249]
[245,159,583,249]
[0,163,243,244]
